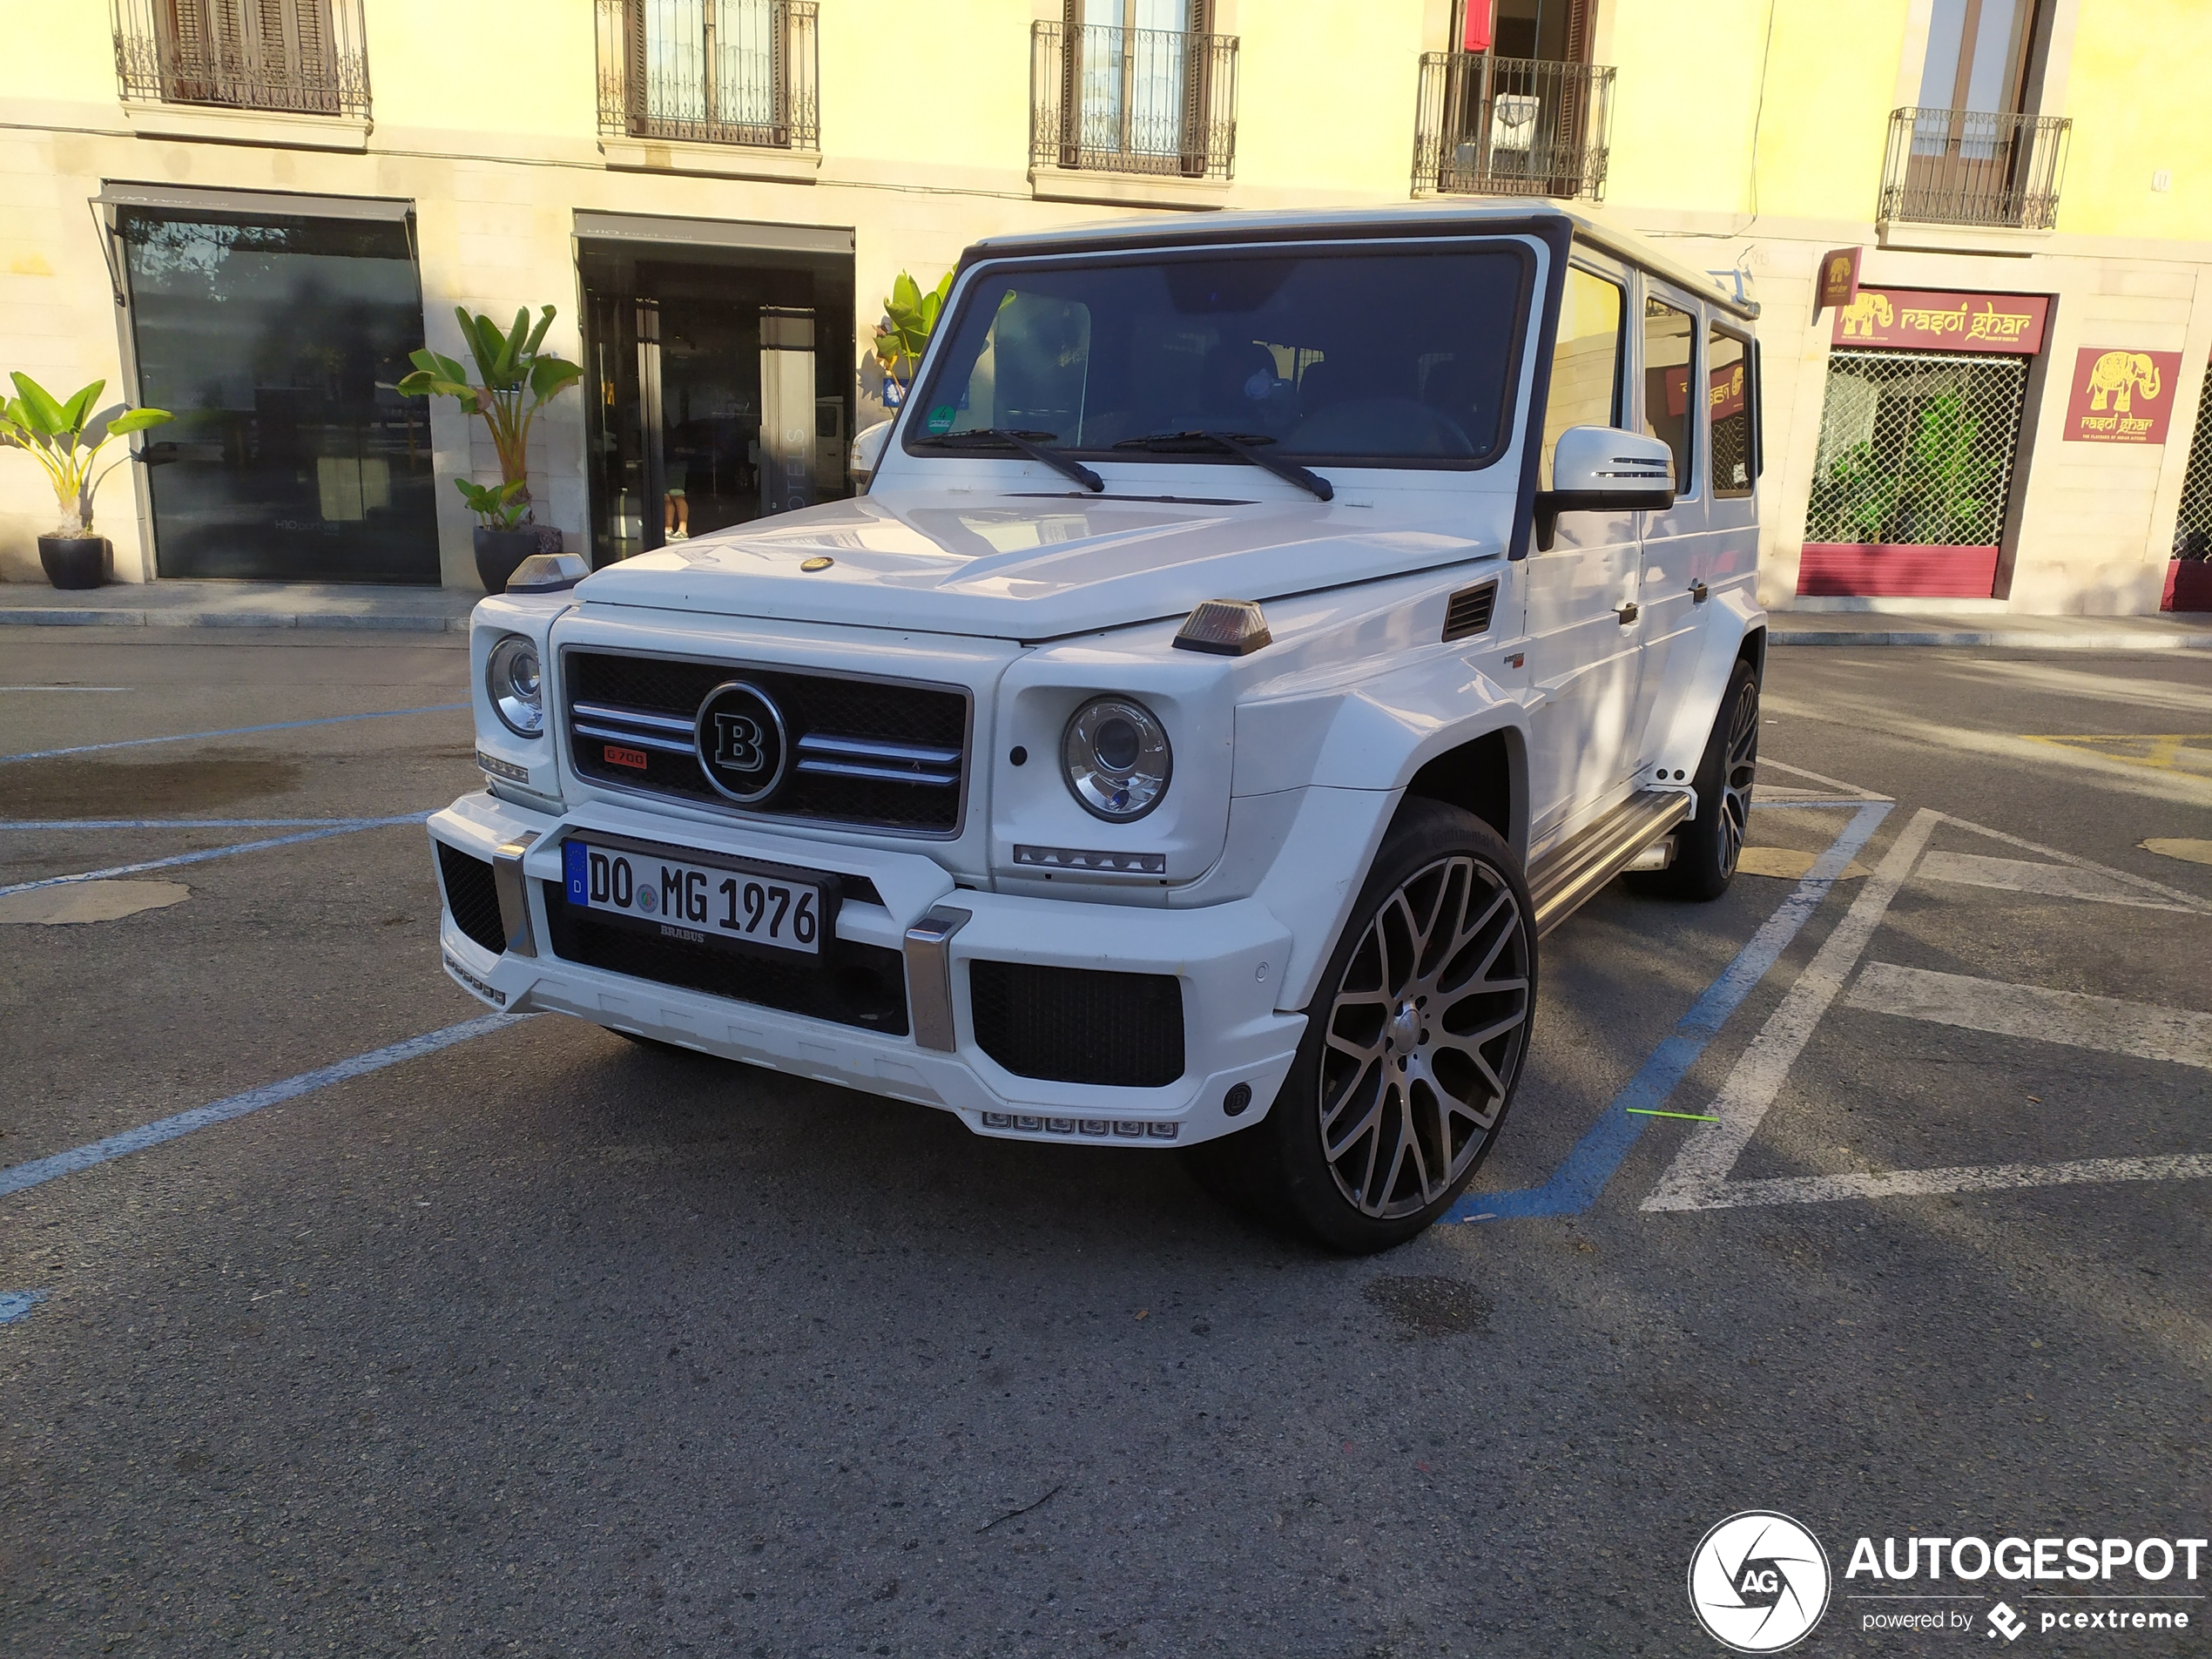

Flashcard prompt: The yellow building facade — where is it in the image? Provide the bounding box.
[1,0,2207,612]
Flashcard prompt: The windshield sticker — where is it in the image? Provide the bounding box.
[927,405,958,435]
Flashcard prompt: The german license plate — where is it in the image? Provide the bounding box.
[562,839,825,956]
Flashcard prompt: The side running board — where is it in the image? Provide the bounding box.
[1526,789,1695,936]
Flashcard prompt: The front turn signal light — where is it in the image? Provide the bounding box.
[1173,598,1272,656]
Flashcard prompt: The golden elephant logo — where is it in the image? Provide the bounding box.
[1837,293,1894,338]
[2087,350,2161,413]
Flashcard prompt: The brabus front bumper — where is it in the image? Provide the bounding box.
[428,791,1306,1148]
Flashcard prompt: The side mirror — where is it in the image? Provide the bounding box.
[1533,425,1676,551]
[850,419,892,491]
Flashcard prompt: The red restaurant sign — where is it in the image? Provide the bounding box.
[1830,287,2049,354]
[1663,360,1750,421]
[2062,347,2184,444]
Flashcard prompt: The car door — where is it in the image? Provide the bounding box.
[1627,283,1705,778]
[1522,255,1644,847]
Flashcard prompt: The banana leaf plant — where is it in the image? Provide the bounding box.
[871,271,953,401]
[397,307,583,522]
[455,477,530,530]
[0,374,172,536]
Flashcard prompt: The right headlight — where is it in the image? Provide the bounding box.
[485,633,544,738]
[1062,695,1171,822]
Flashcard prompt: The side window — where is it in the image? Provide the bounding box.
[1708,327,1754,499]
[1539,266,1624,489]
[1642,297,1696,496]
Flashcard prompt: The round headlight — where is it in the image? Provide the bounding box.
[1062,696,1171,822]
[485,634,544,737]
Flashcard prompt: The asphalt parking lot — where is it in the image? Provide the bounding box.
[2,631,2207,1658]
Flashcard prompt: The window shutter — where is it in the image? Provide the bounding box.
[626,0,650,134]
[1564,0,1594,64]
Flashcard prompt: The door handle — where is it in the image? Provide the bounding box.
[1689,580,1710,604]
[1615,602,1640,625]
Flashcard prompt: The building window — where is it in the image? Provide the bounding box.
[1538,267,1622,489]
[2175,376,2212,563]
[1880,0,2068,229]
[1802,350,2029,597]
[1029,3,1238,180]
[596,0,819,151]
[1413,0,1613,200]
[112,0,370,118]
[118,205,439,583]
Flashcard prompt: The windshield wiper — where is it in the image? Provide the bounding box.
[909,427,1103,493]
[1109,431,1334,502]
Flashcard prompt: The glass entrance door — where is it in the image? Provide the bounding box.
[119,206,440,583]
[578,238,853,566]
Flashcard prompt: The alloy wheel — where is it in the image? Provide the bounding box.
[1318,853,1533,1219]
[1717,682,1760,878]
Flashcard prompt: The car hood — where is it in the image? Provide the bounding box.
[570,490,1501,640]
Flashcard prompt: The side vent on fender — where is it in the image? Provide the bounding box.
[1441,582,1498,643]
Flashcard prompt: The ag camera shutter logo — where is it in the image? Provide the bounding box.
[1689,1511,1831,1652]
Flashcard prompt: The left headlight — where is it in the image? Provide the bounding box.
[485,634,544,737]
[1062,695,1171,822]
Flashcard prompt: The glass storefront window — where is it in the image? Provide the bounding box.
[121,207,440,583]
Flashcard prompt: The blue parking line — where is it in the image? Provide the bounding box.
[0,1014,524,1200]
[1,704,467,764]
[0,818,400,831]
[1448,799,1893,1223]
[0,1290,48,1326]
[0,813,432,898]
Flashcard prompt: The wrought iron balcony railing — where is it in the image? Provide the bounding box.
[112,0,369,118]
[1880,106,2070,231]
[597,0,819,152]
[1413,51,1614,201]
[1031,21,1238,181]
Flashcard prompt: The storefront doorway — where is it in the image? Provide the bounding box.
[576,217,854,566]
[110,188,440,583]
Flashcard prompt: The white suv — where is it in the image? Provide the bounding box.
[429,203,1765,1253]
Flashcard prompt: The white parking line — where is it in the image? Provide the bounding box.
[1845,962,2212,1069]
[1917,850,2202,911]
[1660,1152,2212,1211]
[1642,808,1941,1211]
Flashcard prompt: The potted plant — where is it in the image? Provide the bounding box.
[870,271,952,409]
[0,374,172,590]
[397,307,582,593]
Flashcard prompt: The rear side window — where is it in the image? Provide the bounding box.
[1708,327,1754,498]
[1538,267,1624,489]
[1642,297,1696,496]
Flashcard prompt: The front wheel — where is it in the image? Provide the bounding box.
[1184,800,1537,1254]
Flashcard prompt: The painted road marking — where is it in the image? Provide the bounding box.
[0,704,467,765]
[0,880,192,926]
[2023,733,2211,775]
[1656,1153,2212,1211]
[1929,815,2212,913]
[2144,838,2212,867]
[0,685,132,693]
[0,1290,48,1326]
[1917,849,2202,911]
[1845,962,2212,1069]
[1759,759,1892,799]
[1642,807,1940,1212]
[0,818,403,831]
[0,813,431,898]
[1737,846,1871,880]
[0,1014,524,1201]
[1449,799,1892,1222]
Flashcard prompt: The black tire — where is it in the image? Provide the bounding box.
[1630,656,1759,903]
[1182,799,1537,1255]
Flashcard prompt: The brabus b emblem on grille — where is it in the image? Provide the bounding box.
[693,681,788,805]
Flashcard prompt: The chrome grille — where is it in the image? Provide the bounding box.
[562,649,970,834]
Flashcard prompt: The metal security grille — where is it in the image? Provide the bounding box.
[112,0,370,118]
[1030,21,1238,179]
[595,0,819,151]
[1804,349,2027,548]
[2174,380,2212,562]
[1413,52,1615,201]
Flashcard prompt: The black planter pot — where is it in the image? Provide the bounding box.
[38,535,111,590]
[473,527,542,594]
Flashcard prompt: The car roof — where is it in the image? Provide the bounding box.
[962,199,1759,321]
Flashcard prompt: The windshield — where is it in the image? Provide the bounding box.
[905,243,1533,469]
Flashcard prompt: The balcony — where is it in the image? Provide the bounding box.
[111,0,370,120]
[1029,20,1238,188]
[1880,106,2070,233]
[596,0,819,159]
[1413,51,1614,201]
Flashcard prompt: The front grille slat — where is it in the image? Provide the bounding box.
[563,650,970,834]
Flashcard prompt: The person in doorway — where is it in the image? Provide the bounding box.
[663,473,689,542]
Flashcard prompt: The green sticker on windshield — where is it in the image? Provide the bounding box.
[927,405,957,435]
